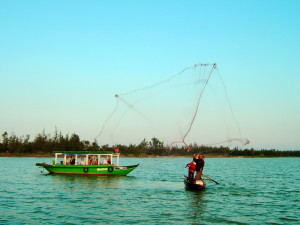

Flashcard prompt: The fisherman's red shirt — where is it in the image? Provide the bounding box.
[188,162,196,173]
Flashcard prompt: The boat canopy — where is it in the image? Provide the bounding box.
[52,151,115,155]
[53,151,120,166]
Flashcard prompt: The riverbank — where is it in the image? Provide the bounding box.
[0,153,298,158]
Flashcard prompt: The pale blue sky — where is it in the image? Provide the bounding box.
[0,0,299,150]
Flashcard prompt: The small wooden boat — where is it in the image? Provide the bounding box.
[36,151,139,176]
[184,176,206,191]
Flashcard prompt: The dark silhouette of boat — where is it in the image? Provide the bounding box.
[184,176,206,191]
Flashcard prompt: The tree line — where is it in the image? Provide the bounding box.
[0,131,299,157]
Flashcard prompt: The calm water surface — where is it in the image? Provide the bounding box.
[0,157,299,224]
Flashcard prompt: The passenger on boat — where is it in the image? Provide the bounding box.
[194,153,205,180]
[186,161,196,182]
[88,156,92,165]
[89,156,97,165]
[107,157,111,165]
[65,156,70,165]
[103,158,108,164]
[70,156,75,165]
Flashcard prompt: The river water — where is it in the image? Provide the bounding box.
[0,157,299,224]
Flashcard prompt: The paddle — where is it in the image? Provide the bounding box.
[202,174,220,185]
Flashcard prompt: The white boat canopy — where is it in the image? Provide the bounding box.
[53,152,120,166]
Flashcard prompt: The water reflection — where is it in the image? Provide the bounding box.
[185,190,207,222]
[44,174,126,190]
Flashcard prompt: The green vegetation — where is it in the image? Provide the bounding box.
[0,131,299,157]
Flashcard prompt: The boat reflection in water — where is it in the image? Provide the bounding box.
[45,173,129,190]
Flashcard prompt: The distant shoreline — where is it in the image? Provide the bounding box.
[1,132,299,158]
[0,153,298,158]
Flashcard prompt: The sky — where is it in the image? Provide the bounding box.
[0,0,299,150]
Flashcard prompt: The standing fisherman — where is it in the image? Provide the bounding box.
[193,153,205,180]
[186,160,196,182]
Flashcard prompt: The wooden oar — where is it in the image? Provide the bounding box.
[202,174,220,184]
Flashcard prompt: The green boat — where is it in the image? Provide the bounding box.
[36,151,139,176]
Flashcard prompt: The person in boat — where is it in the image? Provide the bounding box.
[92,156,98,165]
[103,156,111,164]
[70,156,75,165]
[186,160,196,182]
[80,157,85,165]
[194,153,205,180]
[103,157,108,164]
[88,156,92,165]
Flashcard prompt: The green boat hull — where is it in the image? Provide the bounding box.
[36,163,139,176]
